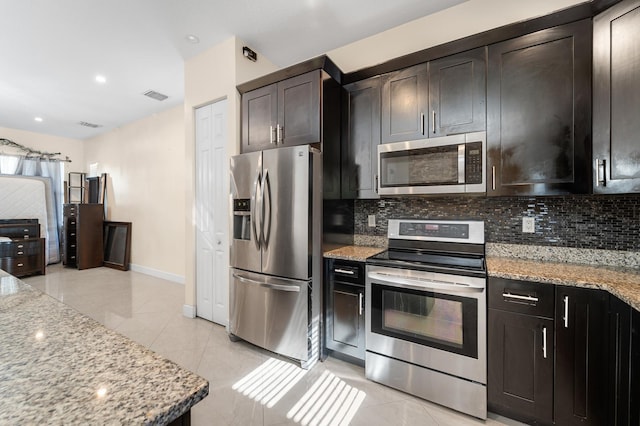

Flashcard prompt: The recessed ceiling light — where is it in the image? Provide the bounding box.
[185,34,200,44]
[34,117,43,122]
[95,75,107,84]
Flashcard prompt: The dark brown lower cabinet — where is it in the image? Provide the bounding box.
[489,280,615,425]
[324,259,365,363]
[609,295,632,425]
[631,308,640,425]
[609,295,640,426]
[488,278,554,425]
[488,309,554,425]
[555,286,609,426]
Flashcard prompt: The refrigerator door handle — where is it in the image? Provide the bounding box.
[251,171,262,250]
[262,169,272,248]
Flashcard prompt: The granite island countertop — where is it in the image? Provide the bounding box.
[487,256,640,312]
[0,270,209,425]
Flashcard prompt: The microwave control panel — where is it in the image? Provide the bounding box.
[465,141,483,184]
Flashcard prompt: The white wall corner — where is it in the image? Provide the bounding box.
[183,304,196,318]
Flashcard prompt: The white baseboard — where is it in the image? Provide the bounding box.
[129,263,185,284]
[183,304,196,318]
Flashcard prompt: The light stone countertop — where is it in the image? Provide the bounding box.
[0,270,209,425]
[322,242,640,311]
[487,256,640,312]
[323,245,385,262]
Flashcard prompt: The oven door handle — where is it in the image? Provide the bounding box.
[368,272,484,293]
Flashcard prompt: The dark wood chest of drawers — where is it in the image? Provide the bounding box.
[63,204,104,270]
[0,219,45,278]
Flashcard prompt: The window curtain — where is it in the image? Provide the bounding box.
[1,155,64,261]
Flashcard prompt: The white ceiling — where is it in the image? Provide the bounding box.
[0,0,467,141]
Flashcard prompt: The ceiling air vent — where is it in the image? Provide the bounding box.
[143,90,168,101]
[78,121,102,128]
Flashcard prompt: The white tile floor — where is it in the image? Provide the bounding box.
[24,265,524,426]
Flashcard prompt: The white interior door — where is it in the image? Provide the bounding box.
[195,99,228,326]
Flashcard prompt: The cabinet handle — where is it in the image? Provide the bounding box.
[17,244,24,249]
[270,125,275,144]
[17,263,24,267]
[563,295,569,328]
[432,110,436,134]
[375,175,378,194]
[276,125,282,143]
[491,166,496,191]
[595,158,607,187]
[359,293,364,316]
[542,327,548,359]
[420,113,425,135]
[502,292,539,303]
[334,268,355,275]
[17,251,24,255]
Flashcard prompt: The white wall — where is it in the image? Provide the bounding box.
[327,0,587,73]
[83,106,186,280]
[0,126,84,173]
[182,36,277,308]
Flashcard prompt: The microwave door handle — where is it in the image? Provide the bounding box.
[458,143,465,184]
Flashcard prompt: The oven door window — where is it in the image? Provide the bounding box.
[379,144,463,188]
[370,283,478,358]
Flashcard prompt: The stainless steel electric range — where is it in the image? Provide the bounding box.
[365,219,487,419]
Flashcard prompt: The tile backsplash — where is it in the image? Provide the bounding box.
[354,194,640,251]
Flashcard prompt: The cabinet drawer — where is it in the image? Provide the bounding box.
[0,255,42,276]
[64,204,78,216]
[0,223,39,239]
[0,240,42,257]
[330,260,364,285]
[489,277,554,318]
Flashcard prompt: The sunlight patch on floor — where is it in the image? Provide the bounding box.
[287,370,366,426]
[232,357,308,408]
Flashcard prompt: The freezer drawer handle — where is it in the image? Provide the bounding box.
[233,273,300,293]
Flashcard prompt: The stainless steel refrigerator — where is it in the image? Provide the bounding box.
[229,145,322,368]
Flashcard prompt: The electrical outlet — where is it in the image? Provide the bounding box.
[368,214,376,227]
[522,216,535,233]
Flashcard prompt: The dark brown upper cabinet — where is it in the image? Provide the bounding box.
[381,48,487,144]
[381,63,428,143]
[593,0,640,193]
[428,47,487,137]
[486,19,592,196]
[241,70,320,153]
[342,76,381,199]
[241,84,277,152]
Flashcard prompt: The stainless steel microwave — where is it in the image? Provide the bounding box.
[377,131,486,195]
